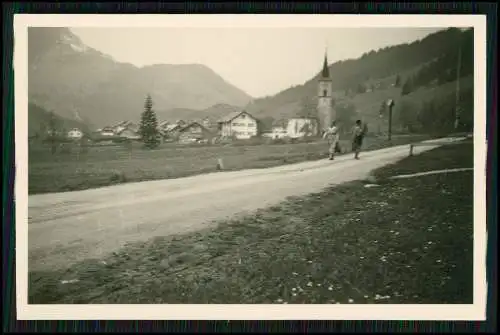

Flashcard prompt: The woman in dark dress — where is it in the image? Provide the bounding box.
[352,120,365,160]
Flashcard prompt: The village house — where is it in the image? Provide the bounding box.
[286,117,319,139]
[158,120,170,131]
[159,121,184,142]
[67,128,83,140]
[262,126,288,139]
[177,122,213,144]
[97,126,115,137]
[116,123,140,140]
[113,121,140,135]
[217,111,259,140]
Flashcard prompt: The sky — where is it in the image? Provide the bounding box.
[71,27,445,98]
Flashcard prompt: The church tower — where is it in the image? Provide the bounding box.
[317,52,334,131]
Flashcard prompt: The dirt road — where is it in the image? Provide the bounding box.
[28,138,462,271]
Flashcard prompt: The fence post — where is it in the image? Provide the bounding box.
[409,144,414,156]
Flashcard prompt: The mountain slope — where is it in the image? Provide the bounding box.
[244,28,474,123]
[28,28,252,128]
[28,103,89,138]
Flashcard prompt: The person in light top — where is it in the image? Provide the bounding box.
[323,120,340,160]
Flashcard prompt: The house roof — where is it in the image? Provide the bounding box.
[218,110,255,123]
[158,120,170,127]
[115,122,139,134]
[164,124,181,132]
[178,122,209,133]
[112,120,131,129]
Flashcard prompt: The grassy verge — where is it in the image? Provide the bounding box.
[28,134,430,195]
[29,141,473,304]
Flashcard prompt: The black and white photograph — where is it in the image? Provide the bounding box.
[15,14,487,320]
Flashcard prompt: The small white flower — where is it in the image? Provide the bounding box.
[328,286,333,291]
[317,283,322,287]
[364,295,368,298]
[348,299,354,303]
[395,232,400,236]
[307,282,313,287]
[307,260,313,264]
[436,260,442,263]
[276,298,283,303]
[360,256,365,259]
[292,293,297,297]
[427,241,433,245]
[292,272,299,276]
[292,288,297,291]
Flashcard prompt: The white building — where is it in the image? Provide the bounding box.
[286,118,319,139]
[263,126,288,139]
[67,128,83,139]
[217,111,259,140]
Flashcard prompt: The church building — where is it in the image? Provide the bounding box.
[317,52,336,132]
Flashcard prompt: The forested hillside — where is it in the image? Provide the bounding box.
[245,28,474,133]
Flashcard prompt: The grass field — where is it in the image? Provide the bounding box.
[29,140,473,304]
[28,134,430,194]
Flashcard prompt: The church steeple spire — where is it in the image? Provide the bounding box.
[321,50,330,78]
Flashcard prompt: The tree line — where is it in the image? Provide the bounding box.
[394,87,474,134]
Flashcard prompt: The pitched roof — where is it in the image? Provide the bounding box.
[321,52,330,78]
[164,124,181,132]
[218,110,255,123]
[178,122,211,134]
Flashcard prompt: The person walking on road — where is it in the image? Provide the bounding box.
[323,120,340,160]
[352,119,367,160]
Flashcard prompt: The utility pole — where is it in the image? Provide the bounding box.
[454,36,462,130]
[387,99,395,141]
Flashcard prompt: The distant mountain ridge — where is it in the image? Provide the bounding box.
[28,27,473,133]
[243,28,473,123]
[28,27,252,128]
